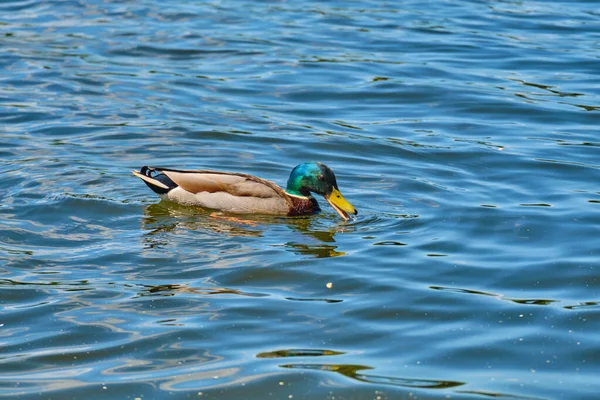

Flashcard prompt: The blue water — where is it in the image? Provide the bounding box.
[1,1,599,399]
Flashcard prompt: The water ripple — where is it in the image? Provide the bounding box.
[1,0,600,399]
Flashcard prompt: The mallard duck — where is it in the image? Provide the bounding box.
[132,162,357,220]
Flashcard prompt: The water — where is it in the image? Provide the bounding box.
[1,0,599,398]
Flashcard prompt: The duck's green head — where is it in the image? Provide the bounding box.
[286,162,357,220]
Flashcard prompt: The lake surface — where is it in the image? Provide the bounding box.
[1,0,599,399]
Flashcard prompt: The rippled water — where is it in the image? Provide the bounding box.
[1,0,600,399]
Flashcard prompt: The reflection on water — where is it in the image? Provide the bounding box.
[455,390,546,400]
[142,202,264,239]
[278,242,346,258]
[563,301,599,310]
[280,363,546,399]
[136,283,268,298]
[257,349,344,358]
[281,363,464,390]
[142,202,348,258]
[430,286,559,307]
[3,0,600,398]
[284,296,343,304]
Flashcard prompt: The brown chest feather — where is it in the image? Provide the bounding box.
[288,196,320,216]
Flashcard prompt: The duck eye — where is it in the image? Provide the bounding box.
[318,175,325,181]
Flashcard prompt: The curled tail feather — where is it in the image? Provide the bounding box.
[132,166,177,195]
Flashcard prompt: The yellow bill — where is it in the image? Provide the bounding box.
[325,187,358,221]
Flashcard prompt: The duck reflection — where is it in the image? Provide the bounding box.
[276,242,346,258]
[136,283,268,298]
[141,201,348,258]
[278,214,349,258]
[142,202,264,238]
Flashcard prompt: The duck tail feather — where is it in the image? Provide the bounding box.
[132,166,177,195]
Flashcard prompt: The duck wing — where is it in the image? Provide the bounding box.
[134,166,294,206]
